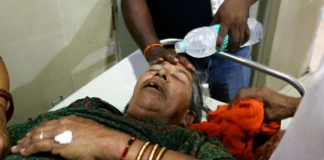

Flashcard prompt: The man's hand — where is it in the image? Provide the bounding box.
[145,47,195,72]
[0,124,9,159]
[121,0,197,72]
[230,87,301,122]
[212,0,255,51]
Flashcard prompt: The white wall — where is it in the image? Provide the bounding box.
[0,0,116,125]
[250,1,259,19]
[265,0,324,90]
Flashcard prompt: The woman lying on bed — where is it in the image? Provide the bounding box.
[0,57,300,160]
[0,58,235,160]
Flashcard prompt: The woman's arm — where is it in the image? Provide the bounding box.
[119,129,234,160]
[0,57,10,158]
[0,58,9,126]
[11,116,201,160]
[113,137,199,160]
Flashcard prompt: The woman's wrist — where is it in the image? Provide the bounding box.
[125,140,146,159]
[101,132,197,160]
[0,59,10,124]
[0,95,8,124]
[101,132,132,160]
[0,98,7,127]
[125,141,164,160]
[0,110,6,127]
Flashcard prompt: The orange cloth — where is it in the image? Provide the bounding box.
[189,99,280,160]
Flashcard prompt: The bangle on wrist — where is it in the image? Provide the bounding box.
[148,144,159,160]
[0,103,6,119]
[136,142,150,160]
[156,147,167,160]
[120,136,137,160]
[0,89,14,122]
[152,147,162,160]
[143,44,163,57]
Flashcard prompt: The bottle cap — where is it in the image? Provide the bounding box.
[175,40,187,53]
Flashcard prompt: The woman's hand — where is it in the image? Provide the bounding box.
[11,115,131,160]
[0,124,9,159]
[145,47,195,72]
[212,0,254,51]
[230,87,301,122]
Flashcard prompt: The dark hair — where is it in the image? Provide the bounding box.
[190,71,211,124]
[124,71,210,123]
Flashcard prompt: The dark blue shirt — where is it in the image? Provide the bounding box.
[147,0,213,40]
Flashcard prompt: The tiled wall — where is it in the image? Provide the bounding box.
[0,0,116,125]
[265,0,324,90]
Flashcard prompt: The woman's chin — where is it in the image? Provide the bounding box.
[126,99,164,118]
[136,100,162,112]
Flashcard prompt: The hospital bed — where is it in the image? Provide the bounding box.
[50,39,306,131]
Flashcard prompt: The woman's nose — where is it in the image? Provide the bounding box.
[155,69,168,81]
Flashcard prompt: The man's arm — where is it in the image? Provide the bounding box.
[121,0,195,71]
[121,0,159,51]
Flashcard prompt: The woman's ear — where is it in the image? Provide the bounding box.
[182,110,197,128]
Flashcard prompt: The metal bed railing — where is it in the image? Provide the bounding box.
[160,39,306,96]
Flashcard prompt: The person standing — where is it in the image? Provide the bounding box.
[122,0,258,102]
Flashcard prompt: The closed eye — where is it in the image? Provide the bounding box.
[172,75,184,83]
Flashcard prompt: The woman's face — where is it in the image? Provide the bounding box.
[126,61,196,127]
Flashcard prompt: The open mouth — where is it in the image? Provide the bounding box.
[146,82,161,91]
[143,80,167,98]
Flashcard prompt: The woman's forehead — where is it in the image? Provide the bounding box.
[150,62,193,79]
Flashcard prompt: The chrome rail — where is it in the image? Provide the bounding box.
[160,39,306,96]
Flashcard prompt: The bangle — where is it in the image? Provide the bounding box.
[156,147,167,160]
[148,144,159,160]
[137,142,150,160]
[120,136,137,160]
[143,44,163,57]
[0,103,6,119]
[152,147,161,160]
[0,89,14,122]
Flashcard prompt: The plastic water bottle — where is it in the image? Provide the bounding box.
[174,18,263,58]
